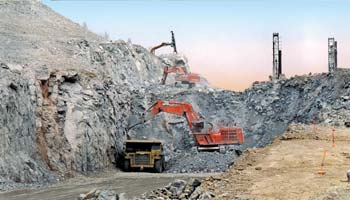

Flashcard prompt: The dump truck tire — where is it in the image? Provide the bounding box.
[123,160,130,172]
[155,159,163,173]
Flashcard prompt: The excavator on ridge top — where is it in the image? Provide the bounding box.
[150,31,177,55]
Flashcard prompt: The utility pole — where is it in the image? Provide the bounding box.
[328,37,337,73]
[272,33,282,79]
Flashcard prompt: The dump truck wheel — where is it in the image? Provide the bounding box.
[155,159,163,173]
[123,160,130,172]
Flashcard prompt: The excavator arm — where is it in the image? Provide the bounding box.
[143,100,203,131]
[150,31,177,55]
[150,42,172,55]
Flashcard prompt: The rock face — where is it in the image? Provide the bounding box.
[0,0,166,189]
[35,70,133,175]
[0,43,165,186]
[0,65,55,189]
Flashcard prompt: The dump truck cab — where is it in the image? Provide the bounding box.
[123,140,165,173]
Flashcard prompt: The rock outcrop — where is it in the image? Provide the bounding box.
[0,65,55,189]
[0,0,167,189]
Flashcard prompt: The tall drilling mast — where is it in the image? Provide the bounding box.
[328,37,337,73]
[272,33,282,79]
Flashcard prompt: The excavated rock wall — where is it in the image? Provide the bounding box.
[30,40,165,178]
[0,41,166,188]
[0,65,55,189]
[35,70,132,176]
[0,1,168,187]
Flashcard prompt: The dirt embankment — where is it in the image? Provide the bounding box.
[201,124,350,200]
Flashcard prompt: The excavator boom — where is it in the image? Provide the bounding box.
[145,100,202,130]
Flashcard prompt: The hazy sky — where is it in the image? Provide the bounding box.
[43,0,350,91]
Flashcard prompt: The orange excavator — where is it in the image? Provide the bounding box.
[137,100,244,150]
[161,66,200,87]
[150,31,177,55]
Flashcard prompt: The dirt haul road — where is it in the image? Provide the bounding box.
[201,124,350,200]
[0,171,217,200]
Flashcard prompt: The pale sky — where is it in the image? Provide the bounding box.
[43,0,350,91]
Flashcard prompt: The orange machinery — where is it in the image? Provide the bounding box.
[141,100,244,150]
[161,66,200,87]
[150,31,177,55]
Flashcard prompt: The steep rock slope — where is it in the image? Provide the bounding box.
[0,64,54,188]
[0,0,167,189]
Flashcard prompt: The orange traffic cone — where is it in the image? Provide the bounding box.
[317,149,327,175]
[331,129,335,148]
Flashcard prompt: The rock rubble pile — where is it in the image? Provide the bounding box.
[135,178,217,200]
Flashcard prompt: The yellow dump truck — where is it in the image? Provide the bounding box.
[123,140,165,173]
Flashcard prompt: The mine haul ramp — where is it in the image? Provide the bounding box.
[123,140,165,173]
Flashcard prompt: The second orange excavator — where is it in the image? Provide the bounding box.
[161,66,200,87]
[138,100,244,150]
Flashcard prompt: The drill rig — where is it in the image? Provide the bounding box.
[150,31,177,55]
[161,66,200,87]
[134,100,244,150]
